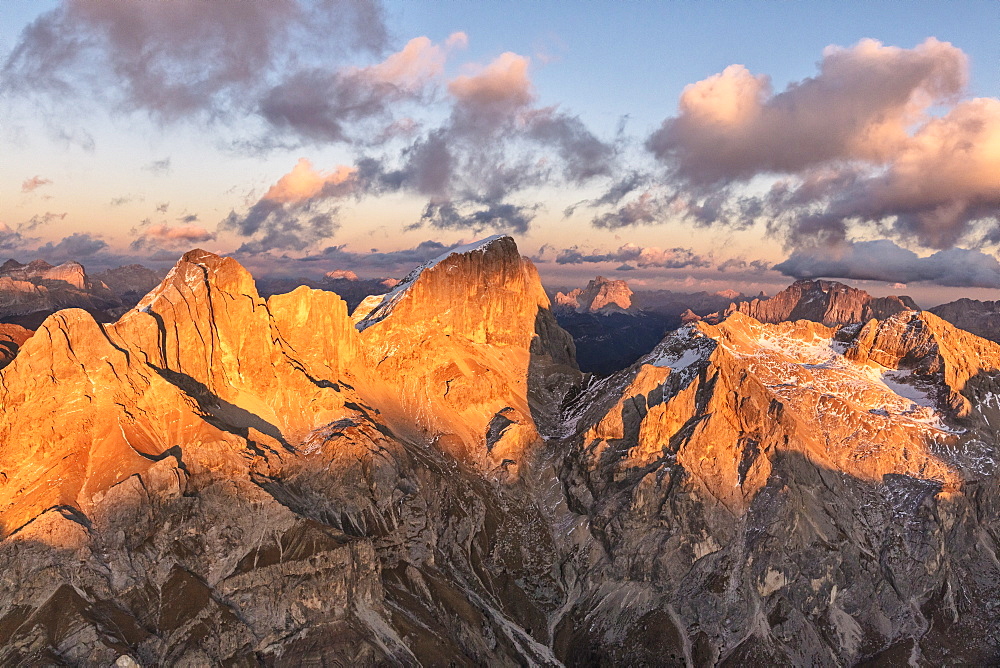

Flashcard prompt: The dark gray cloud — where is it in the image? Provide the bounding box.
[257,33,446,145]
[590,192,667,229]
[415,200,537,234]
[221,159,357,251]
[233,238,469,278]
[717,258,772,273]
[21,211,67,232]
[524,108,615,183]
[553,244,711,269]
[0,225,28,251]
[564,171,649,218]
[366,53,616,236]
[110,194,144,207]
[2,0,387,125]
[775,240,1000,289]
[223,51,617,248]
[222,202,339,254]
[143,157,171,175]
[130,222,215,251]
[37,232,108,261]
[317,239,455,268]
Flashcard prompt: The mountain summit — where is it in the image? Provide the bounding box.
[555,275,634,313]
[717,278,917,326]
[1,239,1000,664]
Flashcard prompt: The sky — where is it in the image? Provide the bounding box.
[1,0,999,306]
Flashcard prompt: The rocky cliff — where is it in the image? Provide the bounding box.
[555,275,634,313]
[93,264,163,304]
[554,309,1000,665]
[717,279,917,326]
[0,259,120,318]
[929,297,1000,344]
[1,239,1000,665]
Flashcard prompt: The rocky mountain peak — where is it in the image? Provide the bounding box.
[720,277,917,326]
[6,240,1000,664]
[140,248,253,305]
[555,274,633,313]
[352,234,577,465]
[356,234,542,343]
[24,259,54,273]
[929,297,1000,344]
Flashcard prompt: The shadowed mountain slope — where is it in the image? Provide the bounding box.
[0,239,999,664]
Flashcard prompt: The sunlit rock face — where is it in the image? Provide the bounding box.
[0,324,32,369]
[355,234,578,470]
[720,278,917,326]
[560,310,1000,665]
[2,238,1000,664]
[930,297,1000,344]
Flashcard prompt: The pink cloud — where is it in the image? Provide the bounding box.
[263,159,356,204]
[449,52,533,112]
[21,176,52,193]
[134,223,215,249]
[650,38,967,184]
[621,37,1000,250]
[362,32,466,91]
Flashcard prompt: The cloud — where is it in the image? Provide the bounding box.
[131,223,215,251]
[590,192,666,228]
[223,205,339,255]
[0,224,29,250]
[774,239,1000,288]
[21,211,67,232]
[110,194,143,207]
[236,238,470,278]
[648,38,966,186]
[222,158,358,251]
[262,158,356,204]
[36,232,108,261]
[320,239,457,268]
[226,47,617,249]
[325,269,359,280]
[2,0,388,125]
[717,257,772,273]
[259,33,464,144]
[448,51,534,122]
[416,200,537,234]
[6,4,615,243]
[21,175,52,193]
[552,243,711,269]
[143,157,171,175]
[579,38,1000,252]
[361,51,616,235]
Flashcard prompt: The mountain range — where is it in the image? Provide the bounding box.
[1,238,1000,663]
